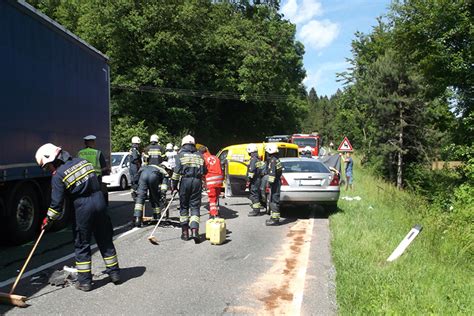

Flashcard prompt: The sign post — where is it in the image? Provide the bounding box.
[338,137,353,152]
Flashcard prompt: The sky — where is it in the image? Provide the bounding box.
[280,0,392,97]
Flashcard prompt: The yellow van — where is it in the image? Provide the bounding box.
[216,142,299,196]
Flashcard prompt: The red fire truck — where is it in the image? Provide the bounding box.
[290,133,321,157]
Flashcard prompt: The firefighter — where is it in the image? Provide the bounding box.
[165,143,177,169]
[265,143,282,226]
[199,146,223,219]
[171,135,206,243]
[246,143,265,216]
[144,134,165,166]
[160,161,173,218]
[132,163,167,227]
[129,136,142,200]
[77,135,109,183]
[35,143,120,291]
[302,146,313,158]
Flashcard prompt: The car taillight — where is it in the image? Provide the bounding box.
[281,175,289,186]
[330,174,339,186]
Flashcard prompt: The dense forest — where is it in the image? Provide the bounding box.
[29,0,472,206]
[27,0,307,151]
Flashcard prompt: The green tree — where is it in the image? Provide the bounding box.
[29,0,307,150]
[390,0,473,144]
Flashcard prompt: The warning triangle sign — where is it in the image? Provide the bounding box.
[338,137,353,152]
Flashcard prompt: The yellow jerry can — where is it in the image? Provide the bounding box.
[209,218,226,245]
[205,218,215,240]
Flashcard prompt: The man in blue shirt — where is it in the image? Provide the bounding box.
[344,152,354,191]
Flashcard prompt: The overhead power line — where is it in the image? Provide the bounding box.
[111,84,290,103]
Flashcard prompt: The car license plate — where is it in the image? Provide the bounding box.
[300,179,321,186]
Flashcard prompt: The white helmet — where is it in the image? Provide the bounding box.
[150,134,159,143]
[265,143,278,154]
[181,135,195,146]
[304,146,312,153]
[247,143,258,153]
[173,145,179,151]
[161,161,171,169]
[35,143,62,167]
[131,136,141,144]
[166,143,173,150]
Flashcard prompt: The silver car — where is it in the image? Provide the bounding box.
[279,157,340,211]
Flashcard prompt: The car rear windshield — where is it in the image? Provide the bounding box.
[282,160,329,173]
[111,154,124,166]
[292,138,317,147]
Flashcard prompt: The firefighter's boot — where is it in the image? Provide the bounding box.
[265,217,280,226]
[134,216,142,228]
[181,225,189,241]
[109,272,121,285]
[248,209,260,217]
[191,228,200,244]
[75,282,92,292]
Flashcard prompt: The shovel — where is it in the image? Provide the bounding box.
[147,191,177,245]
[0,229,45,307]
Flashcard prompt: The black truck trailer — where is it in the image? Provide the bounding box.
[0,0,110,244]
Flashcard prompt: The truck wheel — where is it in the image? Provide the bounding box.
[7,184,40,244]
[50,198,72,231]
[119,175,128,190]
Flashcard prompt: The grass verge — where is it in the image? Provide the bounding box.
[331,158,473,314]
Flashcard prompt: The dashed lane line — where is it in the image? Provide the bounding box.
[108,191,132,197]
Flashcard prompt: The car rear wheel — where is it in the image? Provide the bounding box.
[119,175,128,190]
[325,203,338,213]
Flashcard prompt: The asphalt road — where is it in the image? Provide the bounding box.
[0,189,337,315]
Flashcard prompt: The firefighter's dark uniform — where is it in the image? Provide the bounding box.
[171,144,206,241]
[159,163,172,217]
[266,154,282,225]
[46,151,119,285]
[133,164,167,226]
[129,145,141,198]
[144,143,168,209]
[144,143,165,165]
[247,152,265,216]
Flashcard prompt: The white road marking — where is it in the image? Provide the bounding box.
[107,191,132,197]
[248,212,315,314]
[0,223,139,288]
[291,211,315,315]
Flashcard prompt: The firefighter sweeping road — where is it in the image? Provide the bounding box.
[0,190,336,315]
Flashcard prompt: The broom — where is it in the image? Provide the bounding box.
[147,191,177,245]
[0,229,45,307]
